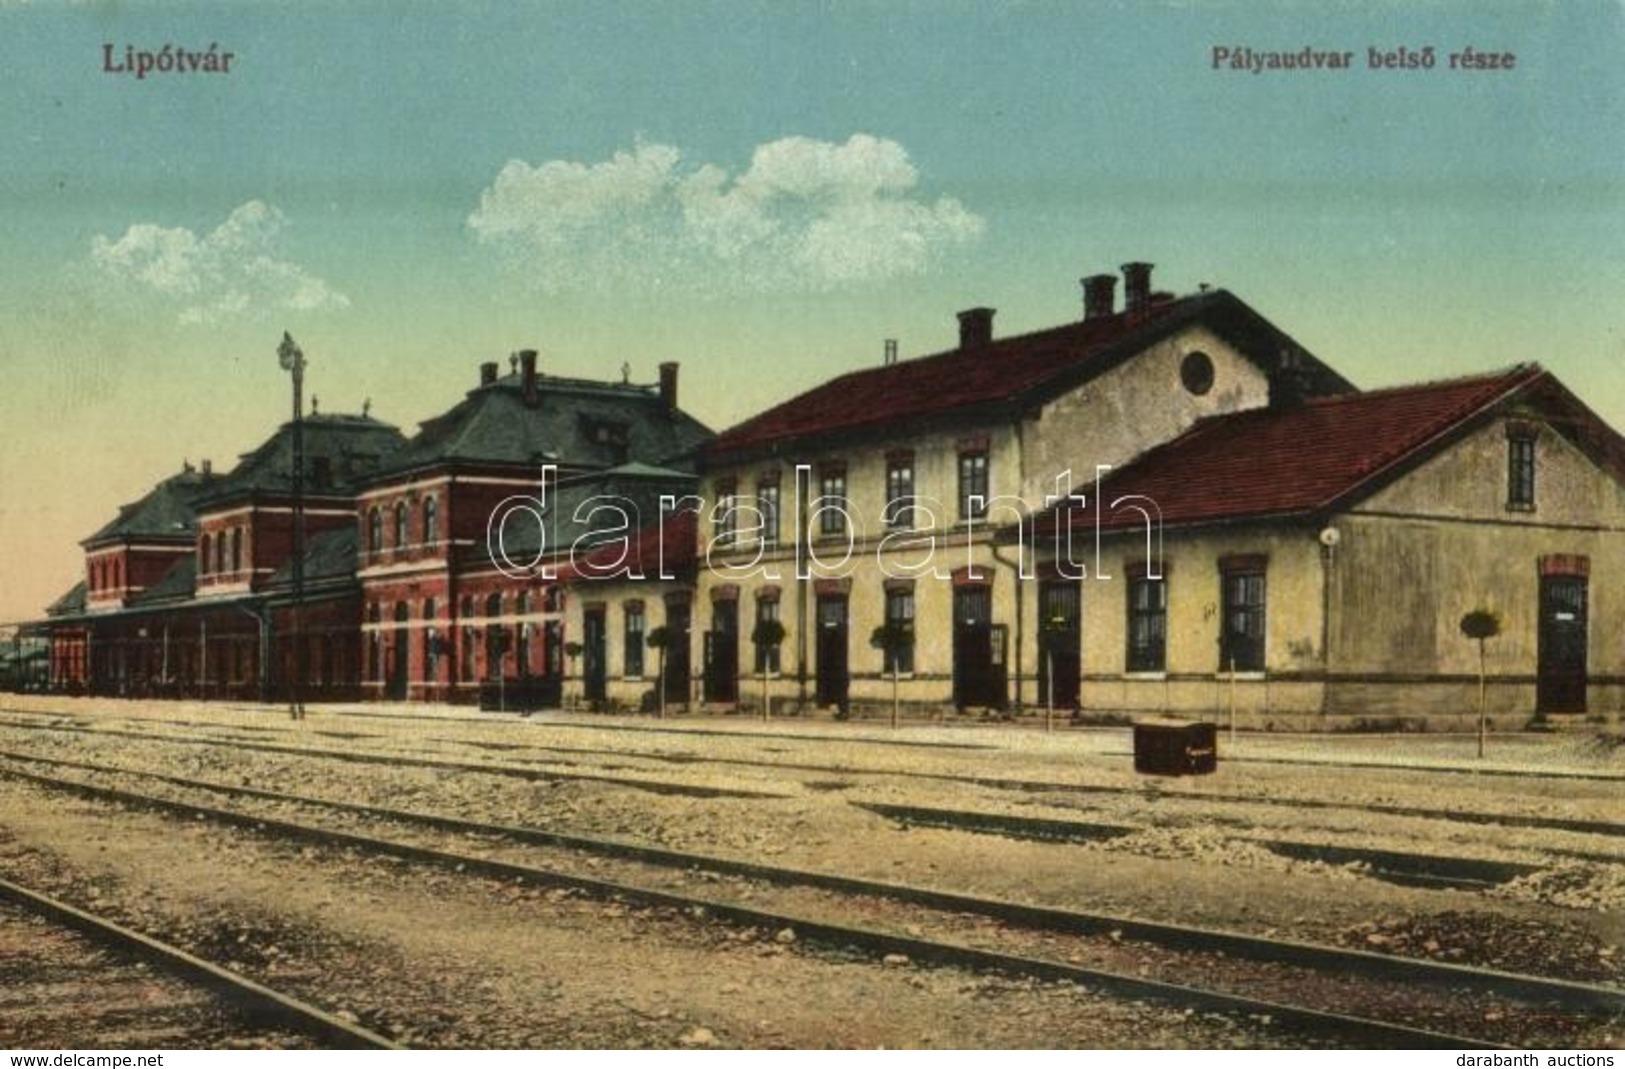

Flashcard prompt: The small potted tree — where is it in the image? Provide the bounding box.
[870,621,914,730]
[750,618,786,722]
[1459,609,1502,758]
[645,626,672,719]
[563,640,584,710]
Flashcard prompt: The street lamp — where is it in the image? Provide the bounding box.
[278,332,307,721]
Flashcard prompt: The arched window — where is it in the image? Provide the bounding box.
[422,496,439,546]
[484,592,505,680]
[423,597,439,683]
[230,528,242,574]
[394,502,409,548]
[459,595,475,683]
[367,602,382,683]
[368,508,383,555]
[214,532,225,575]
[199,535,211,575]
[516,591,530,676]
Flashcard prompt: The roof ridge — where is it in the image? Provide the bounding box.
[1303,362,1541,407]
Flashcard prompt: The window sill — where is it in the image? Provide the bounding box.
[1123,671,1167,681]
[1217,671,1266,681]
[1505,503,1536,513]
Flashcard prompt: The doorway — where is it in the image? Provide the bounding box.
[704,599,739,704]
[814,595,849,708]
[583,606,607,704]
[953,585,1006,709]
[1537,574,1588,714]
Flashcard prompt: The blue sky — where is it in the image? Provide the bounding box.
[1,0,1621,621]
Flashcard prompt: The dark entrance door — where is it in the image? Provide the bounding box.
[582,607,607,703]
[1537,575,1588,714]
[387,603,409,700]
[663,600,691,706]
[704,600,739,704]
[814,596,849,708]
[953,586,1006,709]
[1038,581,1081,709]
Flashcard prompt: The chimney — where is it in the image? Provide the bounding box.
[1122,262,1154,317]
[519,348,539,407]
[201,458,212,477]
[1081,274,1117,320]
[479,361,498,387]
[957,307,995,349]
[1269,346,1307,409]
[658,361,679,413]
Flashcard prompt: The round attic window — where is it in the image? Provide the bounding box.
[1180,351,1215,396]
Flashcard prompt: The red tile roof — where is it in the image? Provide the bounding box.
[1042,364,1555,534]
[558,510,697,584]
[704,290,1352,462]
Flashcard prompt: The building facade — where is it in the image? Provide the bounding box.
[687,265,1353,717]
[37,265,1625,728]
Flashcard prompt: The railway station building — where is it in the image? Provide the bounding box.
[37,263,1625,728]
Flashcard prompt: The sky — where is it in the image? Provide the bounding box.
[1,0,1621,623]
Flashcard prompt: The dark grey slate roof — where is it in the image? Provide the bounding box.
[266,525,361,589]
[472,465,699,566]
[374,373,711,479]
[195,414,406,508]
[82,467,214,547]
[45,581,88,618]
[130,555,197,606]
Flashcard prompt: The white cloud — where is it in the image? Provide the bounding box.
[90,201,349,324]
[467,135,984,293]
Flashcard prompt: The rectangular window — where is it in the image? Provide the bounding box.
[757,481,780,549]
[1126,576,1167,672]
[1220,564,1267,672]
[1508,434,1536,509]
[885,456,915,529]
[754,599,781,674]
[819,467,847,536]
[713,480,737,547]
[883,589,915,674]
[958,451,989,521]
[624,603,645,678]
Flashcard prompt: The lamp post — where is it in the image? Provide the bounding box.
[278,332,307,720]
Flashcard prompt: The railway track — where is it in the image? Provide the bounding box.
[1,750,1618,1048]
[0,874,396,1049]
[0,714,786,801]
[0,708,1618,843]
[851,801,1621,891]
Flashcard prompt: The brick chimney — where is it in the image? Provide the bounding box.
[1081,274,1117,320]
[1269,346,1307,409]
[659,362,679,413]
[479,361,498,387]
[1122,262,1154,317]
[519,348,539,407]
[957,307,995,349]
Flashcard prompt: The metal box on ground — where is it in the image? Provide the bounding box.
[1132,718,1218,776]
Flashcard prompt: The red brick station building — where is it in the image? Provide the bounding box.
[31,266,1625,727]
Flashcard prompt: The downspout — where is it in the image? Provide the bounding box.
[990,541,1025,712]
[988,416,1030,712]
[795,461,808,711]
[1318,526,1336,727]
[233,600,270,703]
